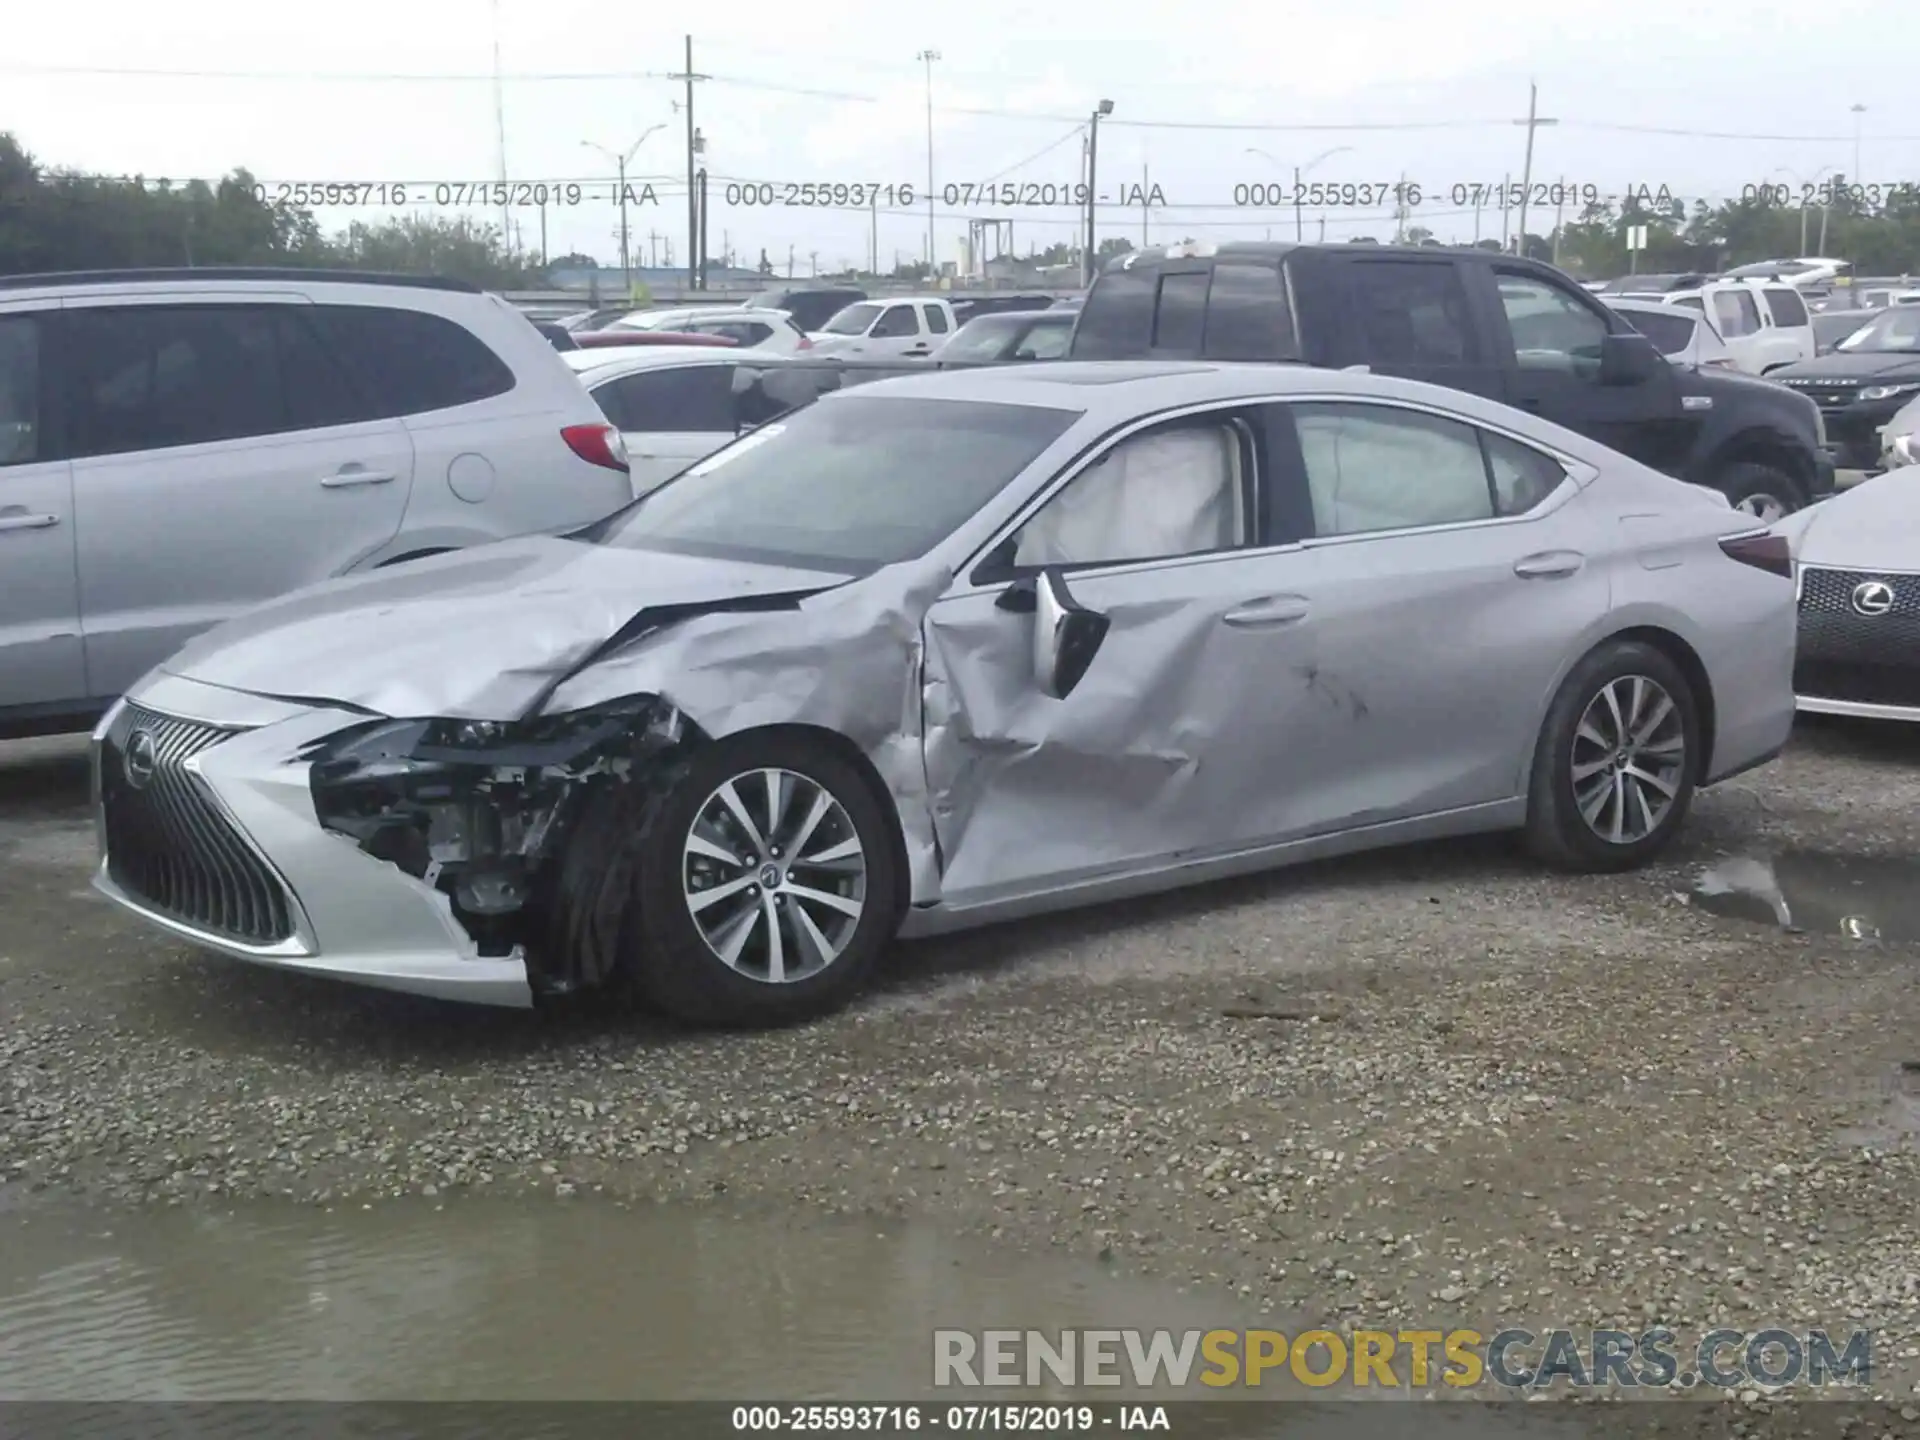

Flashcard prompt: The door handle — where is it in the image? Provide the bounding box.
[1222,595,1310,628]
[0,511,59,532]
[320,468,396,488]
[1514,550,1584,578]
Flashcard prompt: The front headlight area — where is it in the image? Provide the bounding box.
[303,697,694,956]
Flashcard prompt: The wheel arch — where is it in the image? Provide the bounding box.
[1702,428,1814,502]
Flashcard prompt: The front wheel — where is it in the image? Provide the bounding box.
[627,733,900,1026]
[1523,641,1702,872]
[1716,461,1804,522]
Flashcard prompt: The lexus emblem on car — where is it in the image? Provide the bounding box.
[123,730,159,789]
[1851,580,1896,617]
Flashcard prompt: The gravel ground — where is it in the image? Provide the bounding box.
[4,722,1920,1428]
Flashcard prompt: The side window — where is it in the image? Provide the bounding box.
[0,315,40,467]
[1350,261,1479,365]
[1713,290,1762,339]
[595,365,736,433]
[1494,274,1608,378]
[872,306,920,339]
[922,304,950,334]
[1763,287,1808,328]
[273,309,367,430]
[303,305,515,417]
[1482,430,1567,515]
[65,305,289,458]
[1673,295,1705,311]
[1010,419,1247,569]
[1293,403,1494,536]
[1203,261,1293,361]
[1151,271,1211,355]
[1070,263,1155,359]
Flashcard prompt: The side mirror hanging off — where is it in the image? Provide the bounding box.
[1031,567,1110,700]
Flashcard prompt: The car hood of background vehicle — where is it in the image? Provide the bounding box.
[1790,472,1920,572]
[156,537,852,719]
[1774,352,1920,382]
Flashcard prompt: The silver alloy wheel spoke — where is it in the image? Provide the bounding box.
[1569,673,1687,846]
[1737,494,1786,522]
[682,765,868,985]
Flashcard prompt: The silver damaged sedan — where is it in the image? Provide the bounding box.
[91,361,1800,1025]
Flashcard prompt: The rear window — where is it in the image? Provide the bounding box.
[304,305,515,416]
[1070,264,1156,359]
[1151,272,1210,354]
[1619,308,1696,355]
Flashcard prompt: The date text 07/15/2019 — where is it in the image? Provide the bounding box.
[1230,180,1604,210]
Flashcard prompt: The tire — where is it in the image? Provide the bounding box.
[1716,461,1803,522]
[623,732,900,1027]
[1523,640,1703,873]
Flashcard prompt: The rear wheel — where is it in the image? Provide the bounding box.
[1524,641,1702,872]
[626,733,899,1026]
[1716,461,1803,522]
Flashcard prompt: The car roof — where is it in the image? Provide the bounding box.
[0,266,480,296]
[563,347,777,378]
[814,360,1613,448]
[1606,298,1700,320]
[956,309,1071,327]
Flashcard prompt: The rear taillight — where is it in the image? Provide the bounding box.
[1719,531,1793,578]
[562,423,629,473]
[796,333,812,350]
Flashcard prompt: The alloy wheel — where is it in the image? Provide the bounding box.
[1570,674,1688,845]
[1734,492,1789,522]
[681,767,868,983]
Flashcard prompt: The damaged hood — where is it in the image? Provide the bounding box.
[157,536,852,719]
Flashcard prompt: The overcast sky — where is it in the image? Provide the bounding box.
[5,0,1914,275]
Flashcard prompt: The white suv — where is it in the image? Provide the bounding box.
[1621,279,1817,375]
[0,267,633,738]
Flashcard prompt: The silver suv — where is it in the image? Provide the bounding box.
[0,268,634,738]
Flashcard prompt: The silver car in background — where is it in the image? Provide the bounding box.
[89,363,1798,1026]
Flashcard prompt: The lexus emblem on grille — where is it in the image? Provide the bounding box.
[1851,580,1896,617]
[124,729,159,789]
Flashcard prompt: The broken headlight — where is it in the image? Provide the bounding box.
[304,698,686,948]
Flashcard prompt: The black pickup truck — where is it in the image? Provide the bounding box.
[742,243,1833,520]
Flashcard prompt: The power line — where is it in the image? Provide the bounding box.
[5,59,1908,141]
[975,126,1087,184]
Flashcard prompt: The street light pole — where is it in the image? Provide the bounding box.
[583,124,665,301]
[1247,145,1351,244]
[1512,82,1559,257]
[917,49,941,273]
[1851,103,1866,192]
[1085,99,1113,285]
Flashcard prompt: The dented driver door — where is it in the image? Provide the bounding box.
[920,545,1327,909]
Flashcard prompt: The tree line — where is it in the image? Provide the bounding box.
[0,133,538,287]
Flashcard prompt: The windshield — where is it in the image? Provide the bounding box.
[1836,306,1920,353]
[589,394,1080,571]
[938,317,1025,360]
[1619,308,1696,356]
[822,302,883,336]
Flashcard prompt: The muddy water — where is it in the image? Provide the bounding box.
[0,1197,1275,1401]
[1689,850,1920,944]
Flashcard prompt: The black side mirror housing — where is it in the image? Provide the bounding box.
[1598,331,1663,386]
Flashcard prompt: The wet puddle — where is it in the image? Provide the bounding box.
[0,1198,1267,1401]
[1688,850,1920,944]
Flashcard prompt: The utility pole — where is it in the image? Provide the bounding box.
[1511,83,1559,257]
[917,50,940,272]
[1392,171,1408,242]
[1141,161,1149,246]
[583,125,664,302]
[1500,172,1512,250]
[1851,103,1866,193]
[870,192,879,275]
[1551,180,1566,267]
[809,250,818,277]
[670,36,708,291]
[537,198,547,268]
[787,243,795,278]
[1085,99,1113,285]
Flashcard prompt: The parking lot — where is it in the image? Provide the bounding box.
[4,718,1920,1406]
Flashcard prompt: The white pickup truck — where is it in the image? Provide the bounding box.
[1607,278,1816,376]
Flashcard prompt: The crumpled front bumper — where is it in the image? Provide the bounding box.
[90,673,533,1007]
